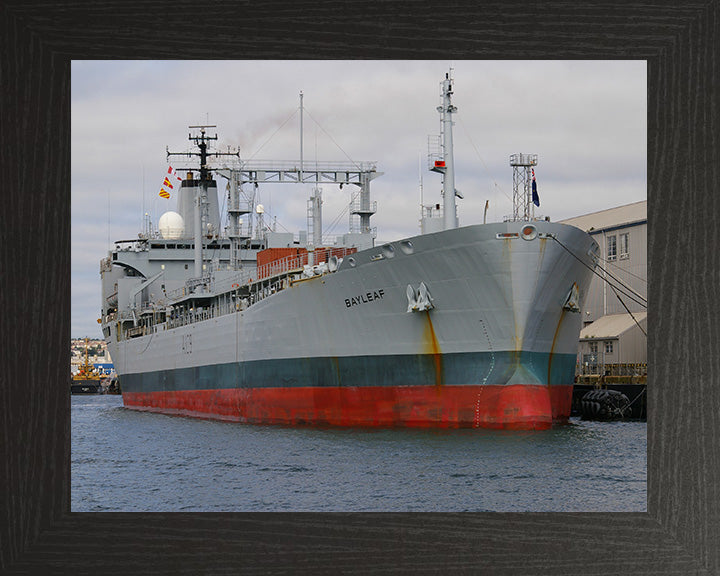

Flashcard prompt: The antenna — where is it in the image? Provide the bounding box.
[299,91,304,182]
[166,125,240,282]
[418,152,424,230]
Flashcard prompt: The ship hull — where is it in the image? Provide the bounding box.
[106,221,598,429]
[123,384,573,430]
[71,380,103,394]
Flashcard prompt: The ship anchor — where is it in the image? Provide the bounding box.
[406,282,434,313]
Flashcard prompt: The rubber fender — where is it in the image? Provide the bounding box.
[580,389,630,421]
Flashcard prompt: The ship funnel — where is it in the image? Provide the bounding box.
[176,177,221,238]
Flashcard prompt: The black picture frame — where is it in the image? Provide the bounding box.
[2,1,718,574]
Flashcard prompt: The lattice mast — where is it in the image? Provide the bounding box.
[509,153,538,221]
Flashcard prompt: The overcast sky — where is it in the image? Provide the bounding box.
[71,60,646,337]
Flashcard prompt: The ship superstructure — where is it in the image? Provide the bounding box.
[100,71,599,430]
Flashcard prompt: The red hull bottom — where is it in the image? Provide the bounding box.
[123,384,573,430]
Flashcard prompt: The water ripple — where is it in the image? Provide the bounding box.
[72,395,646,512]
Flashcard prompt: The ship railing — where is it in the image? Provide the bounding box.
[255,246,357,281]
[576,362,647,377]
[225,220,253,238]
[113,238,149,252]
[139,301,166,315]
[227,200,254,214]
[349,198,377,215]
[256,253,308,281]
[186,276,211,292]
[422,204,443,218]
[210,274,251,294]
[117,310,134,322]
[165,277,212,301]
[135,247,360,334]
[165,285,188,300]
[427,135,450,174]
[126,326,145,339]
[502,214,549,223]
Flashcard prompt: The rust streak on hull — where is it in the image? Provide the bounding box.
[423,311,443,388]
[548,308,567,387]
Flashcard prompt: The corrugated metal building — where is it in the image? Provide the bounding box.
[560,201,647,372]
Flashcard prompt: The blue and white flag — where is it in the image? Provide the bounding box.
[531,168,540,207]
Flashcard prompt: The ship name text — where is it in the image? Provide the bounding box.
[345,289,385,308]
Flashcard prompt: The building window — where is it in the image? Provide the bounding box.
[619,232,629,259]
[604,341,614,354]
[607,235,617,260]
[589,342,598,354]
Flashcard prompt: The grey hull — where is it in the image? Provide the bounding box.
[107,221,597,395]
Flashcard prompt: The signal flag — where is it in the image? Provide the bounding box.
[531,168,540,207]
[167,166,182,181]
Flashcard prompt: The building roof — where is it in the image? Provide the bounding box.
[559,200,646,233]
[580,312,647,339]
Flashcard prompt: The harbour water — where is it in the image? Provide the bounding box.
[72,394,646,512]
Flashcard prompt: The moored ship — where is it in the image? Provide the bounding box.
[71,338,104,394]
[100,72,599,430]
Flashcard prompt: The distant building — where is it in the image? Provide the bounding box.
[559,200,647,373]
[578,312,647,373]
[70,338,113,374]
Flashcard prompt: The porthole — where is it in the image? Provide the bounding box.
[382,244,395,258]
[400,240,414,255]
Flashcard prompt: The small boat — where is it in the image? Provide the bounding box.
[71,338,103,394]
